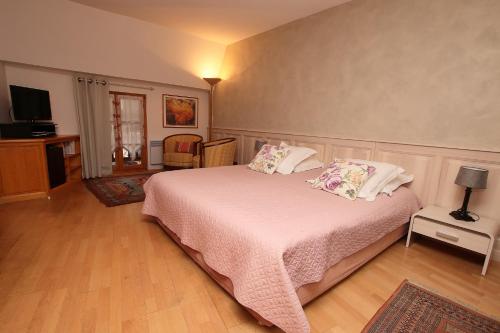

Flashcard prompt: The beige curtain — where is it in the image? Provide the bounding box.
[74,75,112,178]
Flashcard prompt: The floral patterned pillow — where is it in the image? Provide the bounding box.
[327,159,377,176]
[248,144,290,174]
[307,160,375,200]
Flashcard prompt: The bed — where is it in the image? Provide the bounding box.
[142,165,421,333]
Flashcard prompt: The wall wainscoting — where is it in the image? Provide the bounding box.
[212,127,500,261]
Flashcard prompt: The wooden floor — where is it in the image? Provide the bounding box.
[0,182,499,333]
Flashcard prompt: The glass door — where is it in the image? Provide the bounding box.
[109,92,147,172]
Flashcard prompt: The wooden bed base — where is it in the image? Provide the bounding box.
[155,218,408,326]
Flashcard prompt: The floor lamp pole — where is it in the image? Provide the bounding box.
[203,78,221,141]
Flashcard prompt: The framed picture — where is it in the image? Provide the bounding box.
[162,94,198,128]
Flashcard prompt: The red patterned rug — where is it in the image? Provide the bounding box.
[85,173,154,207]
[363,280,500,333]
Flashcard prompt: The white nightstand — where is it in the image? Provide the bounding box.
[406,205,500,275]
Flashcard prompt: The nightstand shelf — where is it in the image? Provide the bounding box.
[406,205,499,276]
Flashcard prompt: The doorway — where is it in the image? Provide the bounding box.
[109,92,147,173]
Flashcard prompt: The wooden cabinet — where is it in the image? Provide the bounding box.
[0,135,81,204]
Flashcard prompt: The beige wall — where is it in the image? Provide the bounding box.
[4,63,209,169]
[0,0,225,90]
[214,0,500,152]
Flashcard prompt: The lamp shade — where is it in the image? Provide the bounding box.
[203,78,221,86]
[454,166,488,189]
[254,139,267,152]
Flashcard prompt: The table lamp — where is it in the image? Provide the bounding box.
[254,140,267,154]
[449,166,488,222]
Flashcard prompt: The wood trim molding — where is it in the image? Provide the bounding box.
[212,127,500,154]
[0,191,47,204]
[212,127,500,261]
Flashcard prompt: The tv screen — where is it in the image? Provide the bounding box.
[9,85,52,121]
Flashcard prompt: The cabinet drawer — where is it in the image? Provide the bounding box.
[412,217,490,254]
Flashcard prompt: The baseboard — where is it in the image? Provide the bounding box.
[0,191,47,204]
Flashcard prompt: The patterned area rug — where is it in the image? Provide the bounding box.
[363,280,500,333]
[85,173,154,207]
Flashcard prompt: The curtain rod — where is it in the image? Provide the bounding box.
[77,77,154,91]
[77,77,107,85]
[109,82,154,91]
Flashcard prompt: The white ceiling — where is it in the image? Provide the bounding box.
[70,0,351,45]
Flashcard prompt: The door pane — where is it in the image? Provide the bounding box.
[117,95,144,167]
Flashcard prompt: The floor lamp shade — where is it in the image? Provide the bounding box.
[203,78,221,86]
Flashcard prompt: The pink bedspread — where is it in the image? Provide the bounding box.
[142,165,421,333]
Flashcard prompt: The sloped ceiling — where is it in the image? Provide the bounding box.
[70,0,352,44]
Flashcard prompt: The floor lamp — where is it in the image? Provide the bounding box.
[203,78,221,141]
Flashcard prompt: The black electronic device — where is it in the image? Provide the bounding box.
[0,122,56,138]
[9,85,52,121]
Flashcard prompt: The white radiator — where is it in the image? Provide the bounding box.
[149,140,163,165]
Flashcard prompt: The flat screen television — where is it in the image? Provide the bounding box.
[9,85,52,121]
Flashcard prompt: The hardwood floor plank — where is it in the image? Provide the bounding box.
[148,306,188,333]
[0,290,45,332]
[53,291,87,333]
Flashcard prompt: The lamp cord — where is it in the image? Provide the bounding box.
[468,211,480,222]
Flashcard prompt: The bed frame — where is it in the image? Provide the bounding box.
[212,127,500,261]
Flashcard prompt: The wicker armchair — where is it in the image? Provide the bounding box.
[193,138,237,168]
[163,134,203,169]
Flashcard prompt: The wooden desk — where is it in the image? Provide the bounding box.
[0,135,81,204]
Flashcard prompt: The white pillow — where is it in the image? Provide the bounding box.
[277,142,316,174]
[293,157,324,173]
[346,159,404,201]
[381,174,414,196]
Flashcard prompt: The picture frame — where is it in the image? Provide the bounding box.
[162,94,198,128]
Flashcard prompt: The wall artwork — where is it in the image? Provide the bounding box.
[162,94,198,128]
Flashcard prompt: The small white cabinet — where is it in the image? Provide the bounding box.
[406,205,499,276]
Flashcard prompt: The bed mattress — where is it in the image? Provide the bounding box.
[142,165,421,333]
